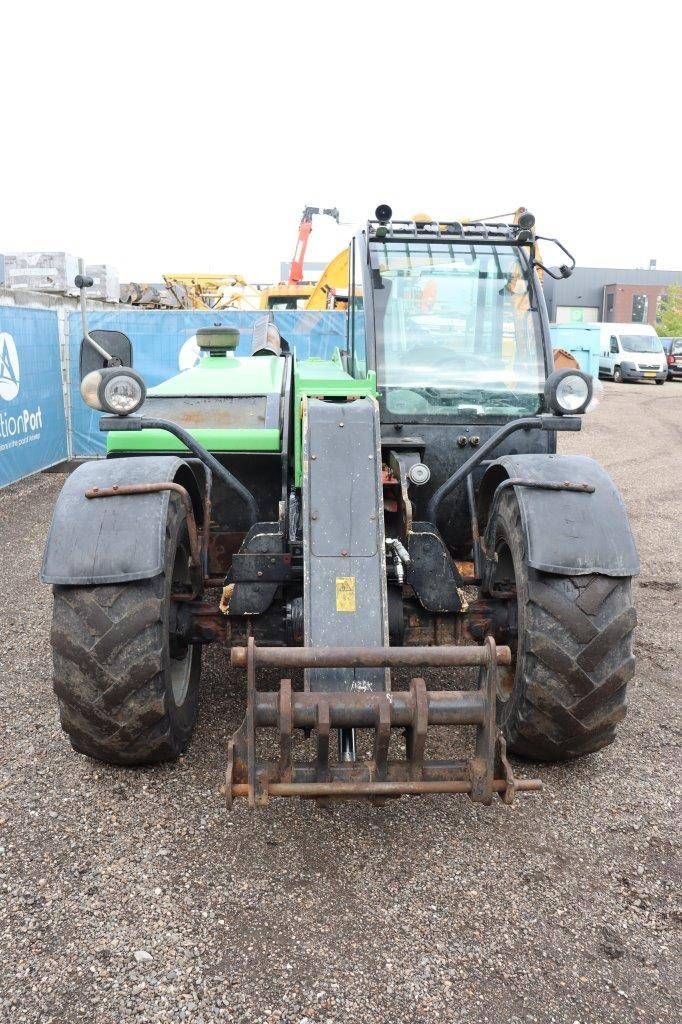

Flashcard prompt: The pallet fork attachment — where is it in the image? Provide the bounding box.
[225,637,541,806]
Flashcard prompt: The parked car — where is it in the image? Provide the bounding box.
[662,337,682,381]
[598,323,667,384]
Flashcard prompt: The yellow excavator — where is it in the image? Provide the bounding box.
[304,248,350,310]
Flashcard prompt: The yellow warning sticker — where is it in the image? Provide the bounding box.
[335,576,356,612]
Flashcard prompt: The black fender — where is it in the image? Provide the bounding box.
[478,454,639,577]
[41,456,204,586]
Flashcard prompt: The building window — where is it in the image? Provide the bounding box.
[632,293,648,323]
[556,306,599,324]
[605,293,614,320]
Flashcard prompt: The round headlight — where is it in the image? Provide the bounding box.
[80,367,146,416]
[102,372,145,414]
[544,369,592,415]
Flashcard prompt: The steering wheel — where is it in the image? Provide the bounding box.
[403,344,490,369]
[401,344,532,410]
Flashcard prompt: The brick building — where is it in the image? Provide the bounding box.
[543,265,682,326]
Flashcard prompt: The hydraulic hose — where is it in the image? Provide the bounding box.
[100,415,259,525]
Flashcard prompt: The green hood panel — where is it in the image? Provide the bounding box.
[104,352,374,461]
[107,426,280,454]
[106,353,284,455]
[150,352,285,397]
[293,354,377,397]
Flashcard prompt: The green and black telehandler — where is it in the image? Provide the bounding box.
[42,208,639,806]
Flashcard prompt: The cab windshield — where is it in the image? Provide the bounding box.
[370,241,545,418]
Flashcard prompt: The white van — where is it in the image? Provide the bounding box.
[598,323,667,384]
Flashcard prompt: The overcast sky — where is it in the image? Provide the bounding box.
[3,1,680,282]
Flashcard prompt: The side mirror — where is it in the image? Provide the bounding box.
[75,259,134,381]
[542,264,573,280]
[532,235,576,281]
[80,331,133,380]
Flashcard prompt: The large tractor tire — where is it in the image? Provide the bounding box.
[490,491,636,761]
[51,494,201,765]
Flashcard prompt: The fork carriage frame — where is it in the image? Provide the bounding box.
[226,636,541,806]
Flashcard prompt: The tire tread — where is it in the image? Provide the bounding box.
[496,493,636,761]
[51,495,199,766]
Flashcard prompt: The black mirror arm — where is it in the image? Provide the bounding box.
[76,257,116,364]
[425,415,581,525]
[83,330,119,365]
[532,236,576,281]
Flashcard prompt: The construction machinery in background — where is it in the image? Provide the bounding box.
[42,205,638,809]
[122,207,343,312]
[162,273,260,311]
[260,205,340,310]
[258,282,314,311]
[288,206,340,283]
[305,248,351,310]
[120,276,259,310]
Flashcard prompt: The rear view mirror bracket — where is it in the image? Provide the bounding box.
[76,258,134,380]
[532,236,576,280]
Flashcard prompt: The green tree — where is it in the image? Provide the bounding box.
[657,283,682,336]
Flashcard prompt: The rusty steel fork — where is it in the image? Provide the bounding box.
[225,637,541,806]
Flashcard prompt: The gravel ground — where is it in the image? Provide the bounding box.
[0,381,680,1024]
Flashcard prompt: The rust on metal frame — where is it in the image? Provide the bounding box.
[249,687,487,730]
[170,598,226,644]
[225,638,541,807]
[230,644,512,669]
[230,778,542,799]
[381,464,399,485]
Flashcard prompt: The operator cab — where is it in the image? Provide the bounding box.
[348,207,574,425]
[344,207,583,556]
[372,241,543,420]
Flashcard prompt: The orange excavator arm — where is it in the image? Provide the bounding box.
[288,206,339,284]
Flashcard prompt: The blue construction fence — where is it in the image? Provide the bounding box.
[0,306,69,487]
[0,305,346,485]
